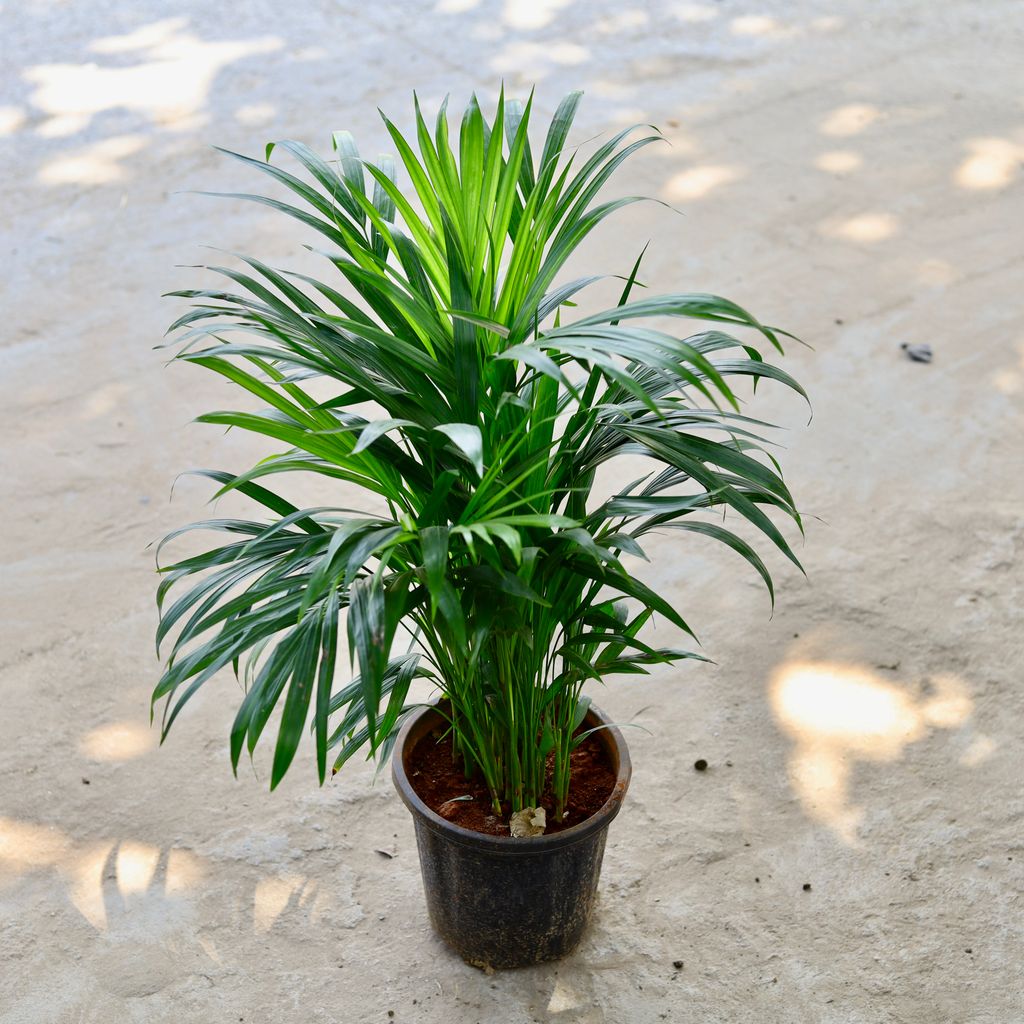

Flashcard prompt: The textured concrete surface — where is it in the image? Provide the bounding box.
[2,2,1023,1021]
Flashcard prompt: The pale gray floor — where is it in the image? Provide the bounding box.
[1,2,1022,1021]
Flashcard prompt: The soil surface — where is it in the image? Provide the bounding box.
[2,2,1023,1023]
[408,729,616,836]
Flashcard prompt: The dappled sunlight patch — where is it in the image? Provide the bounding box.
[89,17,189,55]
[115,841,162,895]
[79,720,156,762]
[811,15,845,32]
[290,46,328,63]
[548,975,588,1013]
[253,873,308,933]
[993,369,1022,395]
[235,103,277,127]
[815,150,863,174]
[66,840,209,931]
[663,164,743,201]
[0,105,26,137]
[646,125,700,159]
[503,0,572,30]
[81,380,131,419]
[607,106,656,127]
[771,662,972,842]
[730,14,795,39]
[955,137,1024,191]
[38,135,145,185]
[594,9,650,34]
[67,841,116,931]
[57,840,190,928]
[786,746,859,839]
[670,2,719,23]
[774,664,924,755]
[0,817,212,930]
[960,734,997,768]
[435,0,480,12]
[166,848,207,894]
[23,18,282,138]
[586,78,636,101]
[819,103,882,138]
[490,41,589,79]
[919,674,973,728]
[991,339,1024,396]
[34,113,96,140]
[822,211,898,243]
[0,817,71,876]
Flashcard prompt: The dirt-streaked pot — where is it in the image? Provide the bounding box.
[392,703,631,969]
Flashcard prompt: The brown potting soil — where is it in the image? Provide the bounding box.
[406,729,617,836]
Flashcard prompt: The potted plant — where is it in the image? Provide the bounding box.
[154,90,806,969]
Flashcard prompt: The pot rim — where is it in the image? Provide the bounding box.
[391,700,632,853]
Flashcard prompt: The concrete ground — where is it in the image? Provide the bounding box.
[1,1,1022,1021]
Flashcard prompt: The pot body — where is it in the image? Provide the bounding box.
[392,703,631,970]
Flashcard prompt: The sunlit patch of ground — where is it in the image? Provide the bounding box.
[771,662,976,842]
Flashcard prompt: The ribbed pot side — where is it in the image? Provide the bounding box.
[392,703,631,970]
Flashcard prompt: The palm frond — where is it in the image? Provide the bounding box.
[155,91,808,814]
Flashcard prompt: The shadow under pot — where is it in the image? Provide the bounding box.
[391,702,631,970]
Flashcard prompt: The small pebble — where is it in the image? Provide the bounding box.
[81,778,90,785]
[965,948,973,954]
[755,877,760,883]
[694,759,708,772]
[802,883,812,892]
[673,960,684,970]
[901,342,933,363]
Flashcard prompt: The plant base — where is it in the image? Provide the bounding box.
[392,703,631,970]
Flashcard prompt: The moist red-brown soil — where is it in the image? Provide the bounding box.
[407,729,617,836]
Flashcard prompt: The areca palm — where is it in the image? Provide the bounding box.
[154,90,806,819]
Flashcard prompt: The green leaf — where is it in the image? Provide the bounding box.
[420,525,449,613]
[434,422,484,477]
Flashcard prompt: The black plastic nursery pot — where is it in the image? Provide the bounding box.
[392,703,631,970]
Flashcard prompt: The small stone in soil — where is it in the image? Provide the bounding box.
[81,778,90,785]
[673,960,684,970]
[755,877,760,883]
[965,948,973,954]
[694,759,708,771]
[802,883,812,891]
